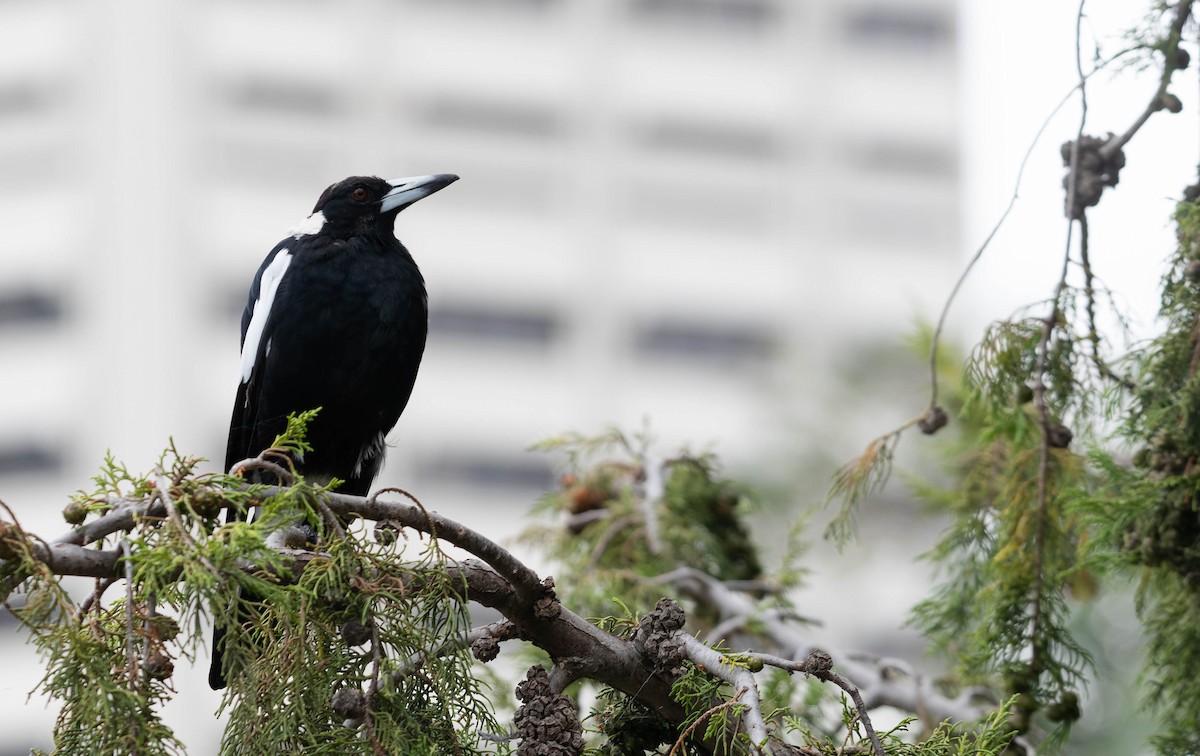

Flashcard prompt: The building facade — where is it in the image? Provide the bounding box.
[0,0,958,750]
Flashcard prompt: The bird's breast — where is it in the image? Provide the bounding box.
[270,246,428,395]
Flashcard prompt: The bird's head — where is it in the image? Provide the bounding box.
[291,174,459,239]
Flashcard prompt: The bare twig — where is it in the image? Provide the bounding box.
[753,650,885,756]
[675,633,772,750]
[926,30,1154,411]
[635,455,666,555]
[1029,0,1089,686]
[927,85,1071,410]
[391,620,518,684]
[587,513,640,568]
[667,693,746,756]
[227,457,295,486]
[121,538,137,690]
[1078,234,1137,389]
[1099,0,1194,161]
[312,496,347,541]
[79,576,120,617]
[363,619,386,756]
[656,566,991,724]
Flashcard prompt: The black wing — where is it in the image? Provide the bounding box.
[212,241,293,691]
[225,241,292,482]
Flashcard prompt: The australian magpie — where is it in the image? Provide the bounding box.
[209,173,458,690]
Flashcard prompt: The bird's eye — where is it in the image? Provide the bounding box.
[351,187,369,201]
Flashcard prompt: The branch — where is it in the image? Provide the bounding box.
[1,473,996,754]
[924,27,1157,414]
[1099,0,1193,161]
[1028,0,1088,689]
[656,567,993,724]
[752,650,884,756]
[675,633,772,751]
[0,486,722,752]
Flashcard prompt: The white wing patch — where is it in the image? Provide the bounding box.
[286,211,326,238]
[240,249,292,383]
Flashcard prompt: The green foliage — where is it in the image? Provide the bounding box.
[272,407,321,458]
[824,430,901,545]
[781,696,1019,756]
[13,413,502,756]
[523,430,763,625]
[909,326,1098,737]
[670,659,747,753]
[529,431,1021,755]
[1079,196,1200,753]
[21,585,184,755]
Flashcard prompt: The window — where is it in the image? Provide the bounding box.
[0,442,63,477]
[0,289,63,328]
[845,138,957,178]
[406,0,559,13]
[833,198,955,247]
[418,451,554,490]
[0,82,53,117]
[414,96,564,140]
[430,305,560,346]
[633,320,775,364]
[416,161,559,214]
[843,5,953,50]
[221,78,339,117]
[628,0,776,32]
[632,118,778,162]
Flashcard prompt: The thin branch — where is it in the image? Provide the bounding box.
[7,480,548,606]
[668,693,745,756]
[121,538,137,688]
[676,633,771,750]
[587,513,640,568]
[362,618,386,756]
[227,457,295,486]
[1099,0,1194,161]
[1029,0,1089,686]
[391,620,518,683]
[656,566,991,724]
[926,35,1147,412]
[1078,239,1137,389]
[635,455,666,555]
[752,651,885,756]
[79,576,119,617]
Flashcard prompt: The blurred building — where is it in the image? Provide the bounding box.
[0,0,959,751]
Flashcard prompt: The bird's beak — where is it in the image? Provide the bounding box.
[380,174,459,214]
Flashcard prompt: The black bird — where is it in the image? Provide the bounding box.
[209,173,458,690]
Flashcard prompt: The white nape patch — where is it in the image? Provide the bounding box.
[240,250,292,383]
[286,210,326,238]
